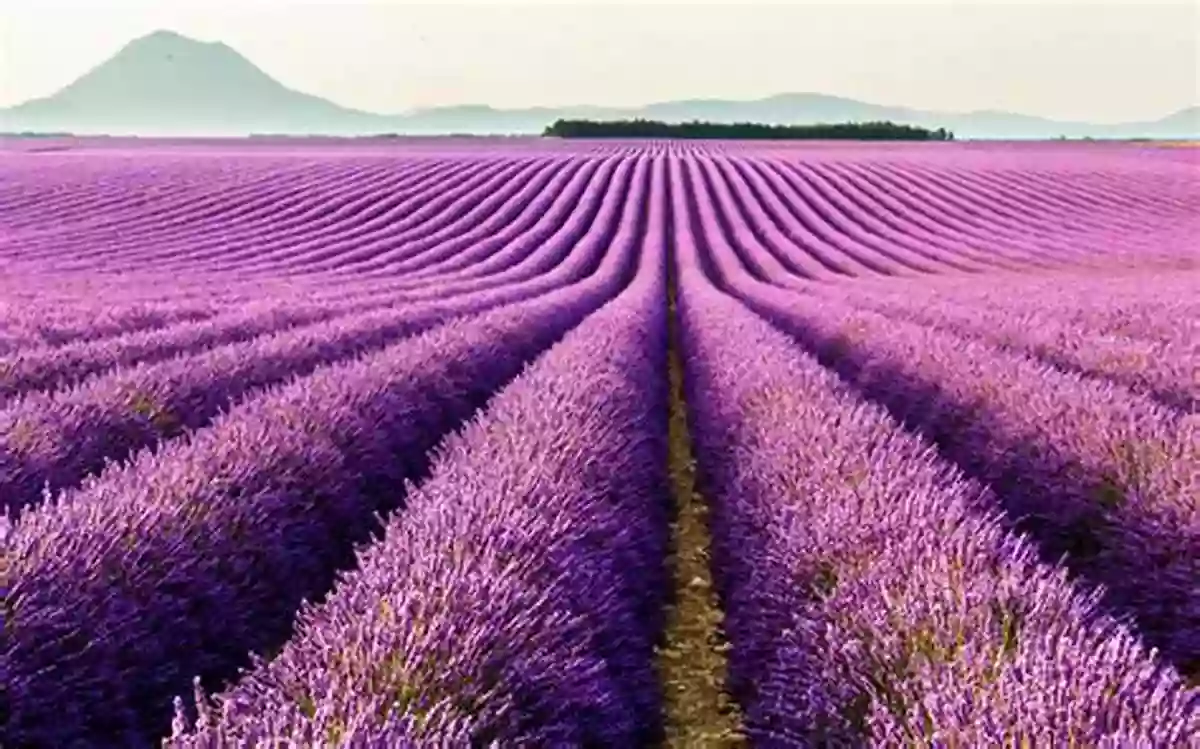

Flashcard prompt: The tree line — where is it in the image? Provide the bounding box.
[543,118,954,141]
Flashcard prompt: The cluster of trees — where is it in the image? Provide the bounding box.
[543,118,955,141]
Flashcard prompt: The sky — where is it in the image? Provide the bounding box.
[0,0,1197,122]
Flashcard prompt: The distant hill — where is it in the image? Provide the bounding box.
[2,30,1196,140]
[0,31,388,136]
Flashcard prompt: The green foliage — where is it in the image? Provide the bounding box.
[542,118,954,141]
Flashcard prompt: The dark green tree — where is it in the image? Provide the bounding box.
[542,118,952,141]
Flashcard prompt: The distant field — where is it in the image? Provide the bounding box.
[2,138,1197,747]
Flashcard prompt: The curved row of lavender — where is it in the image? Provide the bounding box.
[831,270,1200,347]
[169,160,671,746]
[0,155,625,359]
[1,143,1189,363]
[2,180,657,744]
[0,156,648,517]
[3,138,1192,286]
[672,205,1197,745]
[678,152,1199,675]
[812,280,1198,413]
[670,145,1198,733]
[2,149,655,745]
[1,139,1196,747]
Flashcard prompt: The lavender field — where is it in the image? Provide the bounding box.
[1,137,1198,748]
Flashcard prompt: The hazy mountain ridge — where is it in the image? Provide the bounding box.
[2,30,1196,139]
[1,31,388,136]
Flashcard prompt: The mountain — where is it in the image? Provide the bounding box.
[1105,106,1200,140]
[0,30,388,136]
[1,30,1196,140]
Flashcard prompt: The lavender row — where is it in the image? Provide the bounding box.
[0,198,588,313]
[283,153,629,302]
[687,153,1160,281]
[820,284,1198,413]
[842,271,1200,347]
[126,158,537,278]
[6,157,469,278]
[2,157,364,256]
[708,153,1179,280]
[674,269,1198,745]
[693,154,886,279]
[0,270,325,307]
[765,159,1069,271]
[828,158,1186,270]
[1,178,647,747]
[688,152,1200,674]
[227,158,564,276]
[82,159,468,253]
[376,155,616,282]
[778,159,1069,270]
[0,154,626,363]
[725,157,1015,275]
[841,160,1185,266]
[93,158,541,276]
[0,301,459,518]
[0,300,220,353]
[0,299,365,404]
[1,155,331,234]
[5,157,358,245]
[13,157,493,267]
[169,202,669,746]
[0,157,625,404]
[689,153,982,282]
[702,155,929,278]
[1,162,251,234]
[246,156,598,280]
[721,276,1200,675]
[0,154,647,521]
[722,155,988,277]
[2,300,596,747]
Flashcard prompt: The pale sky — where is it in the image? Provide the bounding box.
[0,0,1197,122]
